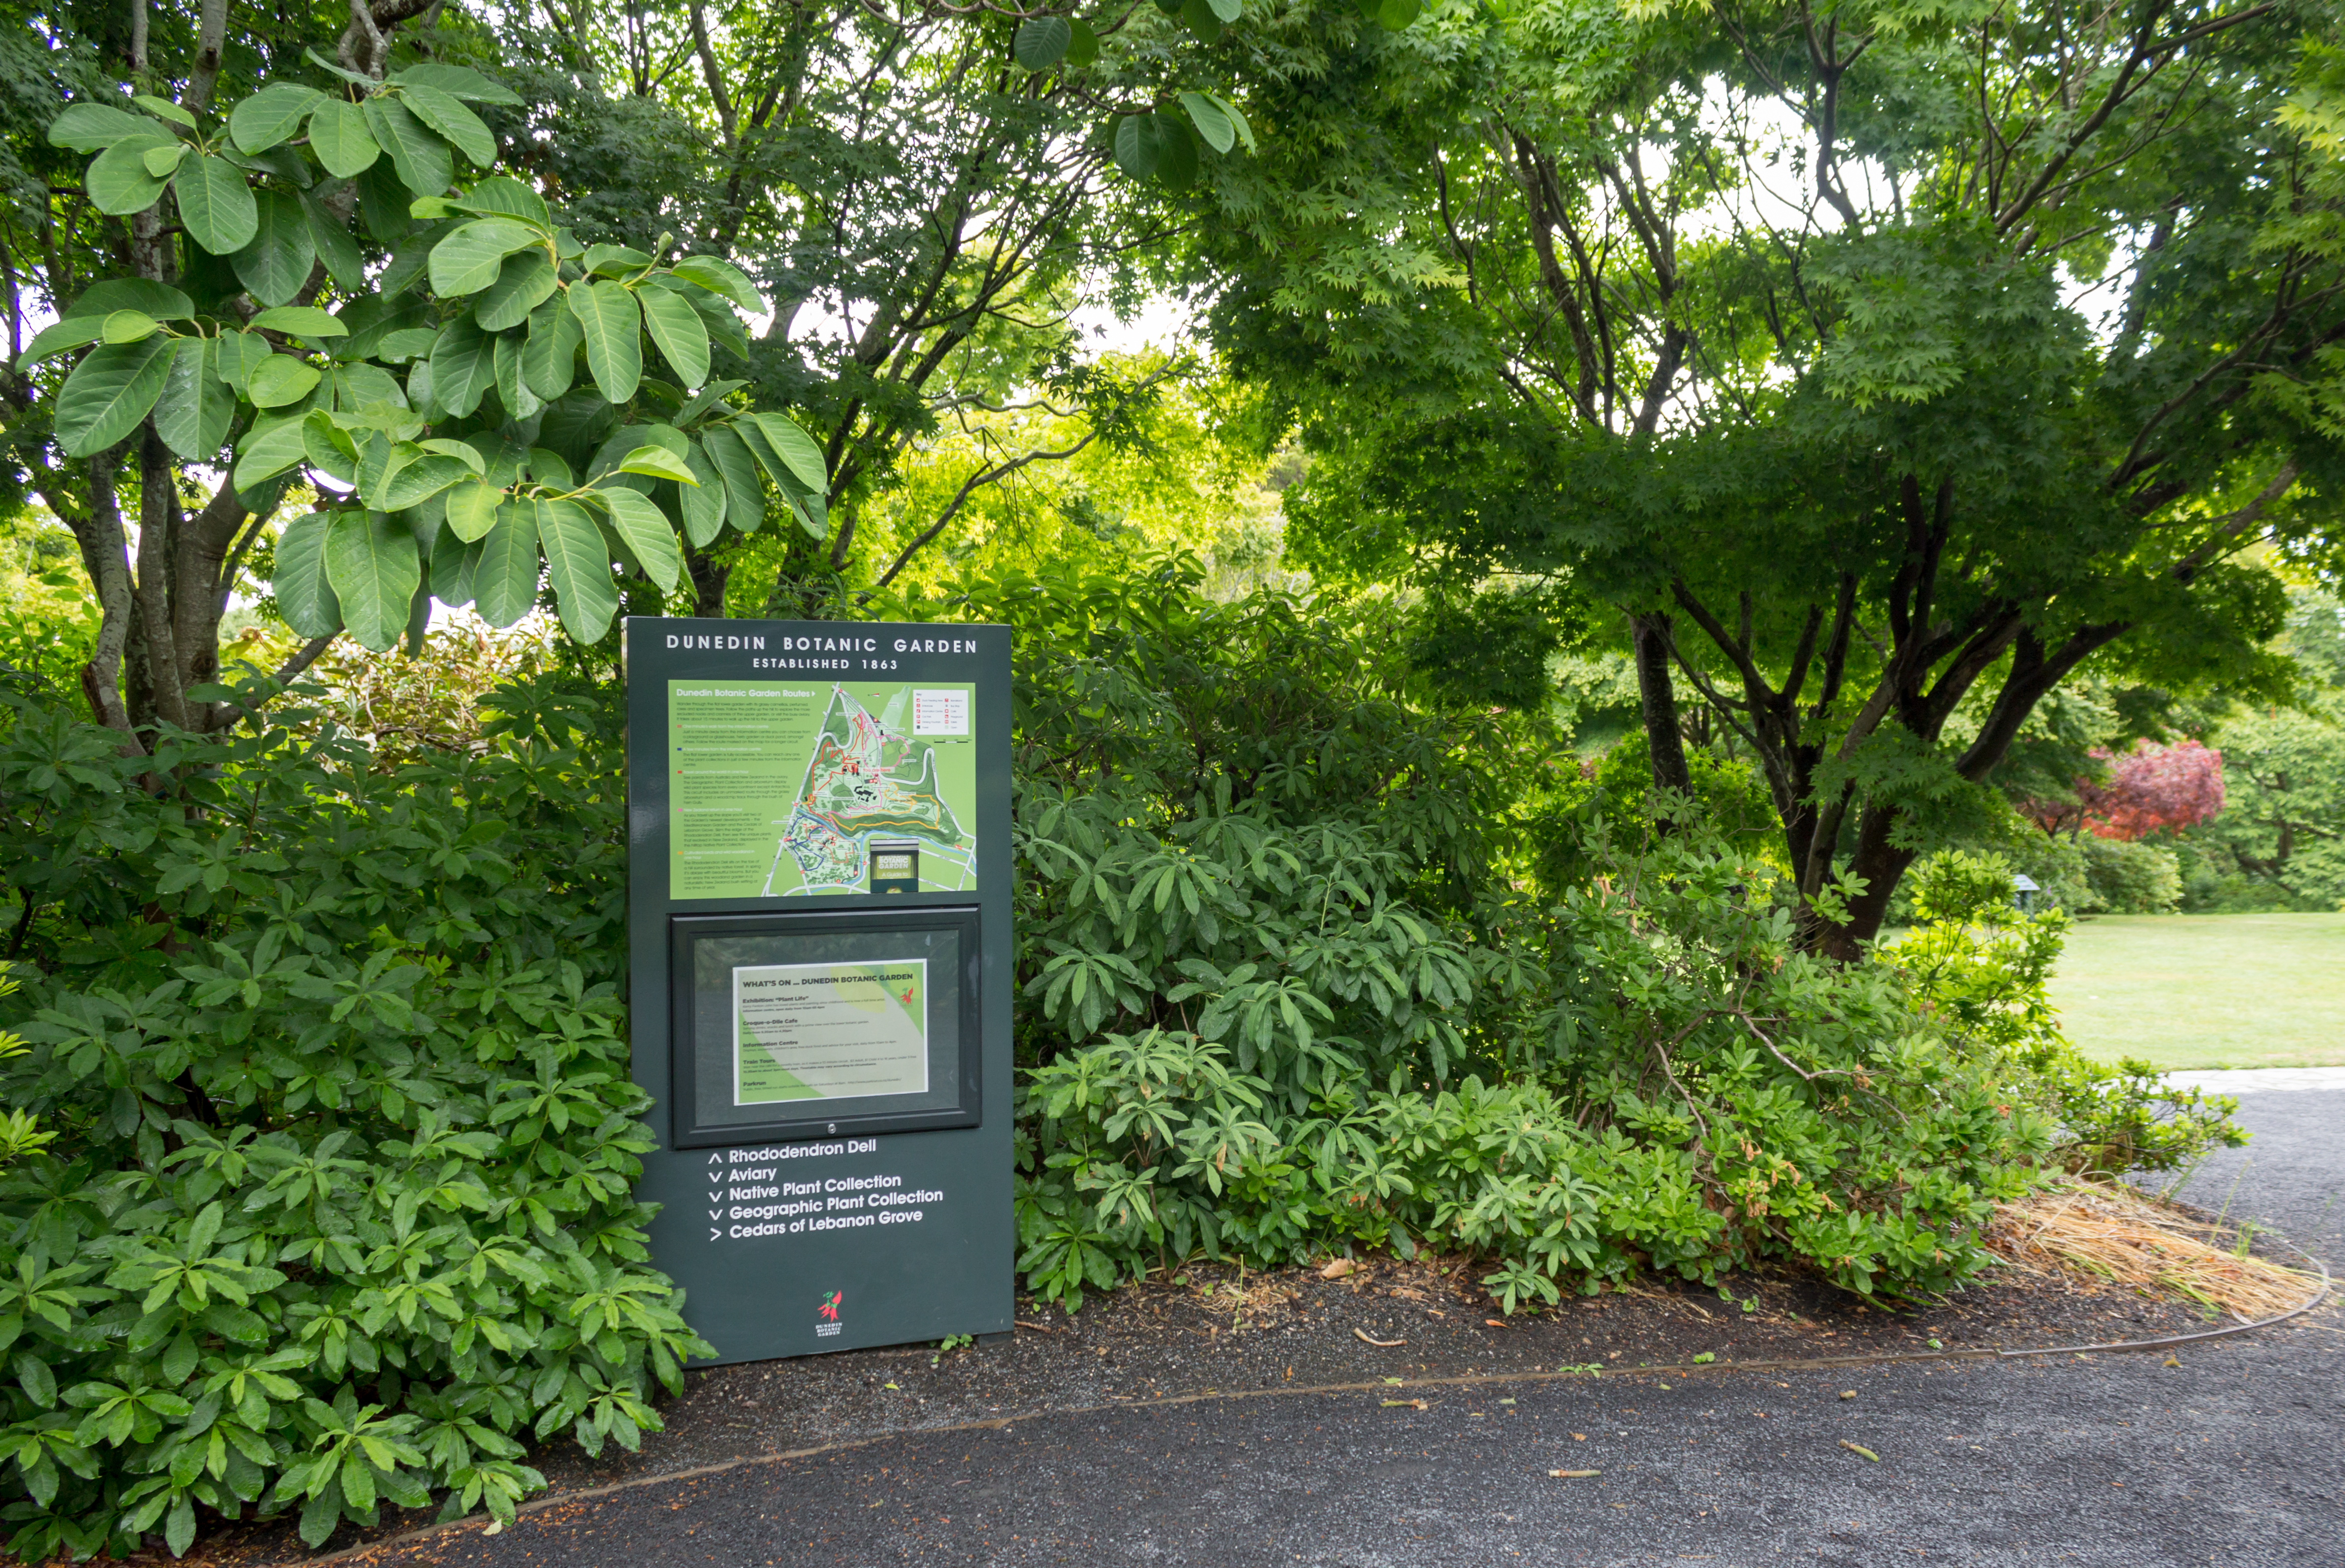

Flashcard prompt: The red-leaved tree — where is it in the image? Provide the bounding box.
[2077,740,2227,840]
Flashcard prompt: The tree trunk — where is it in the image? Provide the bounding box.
[1630,611,1693,799]
[684,540,730,619]
[1812,802,1917,958]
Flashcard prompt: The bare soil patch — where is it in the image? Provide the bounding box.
[147,1186,2325,1567]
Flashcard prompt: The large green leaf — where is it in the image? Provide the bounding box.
[567,282,642,405]
[593,486,683,591]
[453,174,551,230]
[444,478,503,542]
[65,279,192,321]
[272,511,344,639]
[669,254,766,316]
[85,134,177,214]
[475,248,558,332]
[213,330,271,394]
[733,418,826,538]
[400,83,495,167]
[615,443,696,484]
[1013,16,1071,70]
[363,95,453,196]
[1153,114,1199,190]
[521,295,582,400]
[302,410,359,485]
[234,413,310,488]
[1178,92,1235,155]
[492,329,542,421]
[535,498,620,643]
[699,423,762,534]
[680,440,728,547]
[54,335,175,456]
[228,83,323,153]
[1112,115,1160,181]
[741,413,829,494]
[13,318,105,370]
[249,306,348,340]
[171,156,259,254]
[431,520,481,606]
[389,63,525,107]
[324,509,422,652]
[380,451,474,512]
[233,189,317,308]
[307,99,380,178]
[1206,92,1254,152]
[639,287,711,390]
[1180,0,1225,43]
[100,310,159,344]
[402,578,433,657]
[430,218,542,298]
[132,93,196,129]
[48,103,155,153]
[302,191,368,288]
[246,355,322,408]
[338,364,411,416]
[154,338,234,462]
[474,505,543,628]
[428,316,495,417]
[354,430,395,500]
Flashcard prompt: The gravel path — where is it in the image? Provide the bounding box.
[327,1086,2342,1568]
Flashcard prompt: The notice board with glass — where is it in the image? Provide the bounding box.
[625,617,1012,1367]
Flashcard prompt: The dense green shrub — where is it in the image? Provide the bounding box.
[1019,812,2056,1309]
[1882,851,2243,1176]
[870,560,2070,1311]
[0,673,704,1560]
[2080,836,2184,913]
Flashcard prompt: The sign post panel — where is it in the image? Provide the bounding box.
[625,617,1012,1363]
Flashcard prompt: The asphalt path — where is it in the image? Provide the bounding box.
[358,1088,2344,1568]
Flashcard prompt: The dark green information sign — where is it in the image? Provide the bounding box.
[626,617,1012,1364]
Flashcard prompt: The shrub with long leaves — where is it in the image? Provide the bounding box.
[0,671,705,1560]
[875,561,2125,1312]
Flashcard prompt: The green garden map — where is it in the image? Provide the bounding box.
[666,680,977,899]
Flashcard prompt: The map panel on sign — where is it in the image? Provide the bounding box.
[667,680,978,899]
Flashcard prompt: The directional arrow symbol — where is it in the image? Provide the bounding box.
[708,1208,722,1220]
[709,1227,722,1241]
[707,1153,724,1165]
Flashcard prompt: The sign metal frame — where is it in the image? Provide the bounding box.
[625,616,1013,1366]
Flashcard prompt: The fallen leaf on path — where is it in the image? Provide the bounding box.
[1355,1327,1406,1347]
[1571,1432,1587,1441]
[1549,1469,1601,1478]
[1840,1441,1879,1462]
[1319,1258,1358,1280]
[1839,1390,1857,1400]
[1382,1398,1427,1409]
[1485,1318,1506,1327]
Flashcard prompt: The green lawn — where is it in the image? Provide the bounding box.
[2046,913,2345,1071]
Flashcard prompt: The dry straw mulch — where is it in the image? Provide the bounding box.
[1987,1179,2325,1323]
